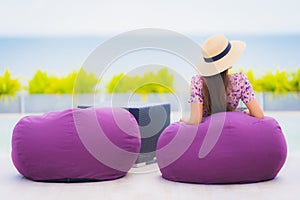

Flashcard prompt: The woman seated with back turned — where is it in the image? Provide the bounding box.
[181,34,264,125]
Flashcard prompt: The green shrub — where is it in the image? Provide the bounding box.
[28,70,54,94]
[290,68,300,92]
[105,73,126,93]
[73,68,100,93]
[28,69,99,94]
[0,69,21,99]
[247,69,299,93]
[106,68,174,94]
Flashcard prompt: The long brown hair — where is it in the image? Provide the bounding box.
[202,69,234,116]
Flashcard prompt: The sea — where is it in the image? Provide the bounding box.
[1,34,300,86]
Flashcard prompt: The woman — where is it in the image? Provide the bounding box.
[181,34,264,125]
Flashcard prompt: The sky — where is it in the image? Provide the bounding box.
[1,0,300,86]
[0,0,299,36]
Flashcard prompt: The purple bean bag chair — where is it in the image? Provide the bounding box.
[12,107,141,182]
[156,112,287,184]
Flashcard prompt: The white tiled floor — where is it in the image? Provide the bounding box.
[1,153,300,200]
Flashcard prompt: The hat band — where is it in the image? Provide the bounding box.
[203,42,231,63]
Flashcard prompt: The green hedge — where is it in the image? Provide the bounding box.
[105,68,174,94]
[1,67,300,96]
[245,69,300,93]
[28,69,99,94]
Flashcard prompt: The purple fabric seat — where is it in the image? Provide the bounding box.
[156,112,287,184]
[12,107,141,182]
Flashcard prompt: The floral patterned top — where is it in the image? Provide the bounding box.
[189,72,255,117]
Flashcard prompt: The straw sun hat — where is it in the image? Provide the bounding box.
[199,34,246,77]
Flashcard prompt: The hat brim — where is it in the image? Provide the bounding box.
[198,40,246,77]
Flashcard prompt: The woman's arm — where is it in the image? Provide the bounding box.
[180,102,203,125]
[245,99,264,119]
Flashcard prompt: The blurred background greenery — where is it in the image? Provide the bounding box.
[1,67,300,100]
[245,69,300,93]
